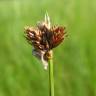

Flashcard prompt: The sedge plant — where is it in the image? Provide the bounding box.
[24,13,66,96]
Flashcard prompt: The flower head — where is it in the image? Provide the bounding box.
[24,13,67,70]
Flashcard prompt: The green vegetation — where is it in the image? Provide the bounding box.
[0,0,96,96]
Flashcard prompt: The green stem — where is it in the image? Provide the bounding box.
[48,51,54,96]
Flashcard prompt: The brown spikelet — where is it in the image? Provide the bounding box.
[24,14,67,69]
[50,26,66,49]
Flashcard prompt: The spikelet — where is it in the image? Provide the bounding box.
[24,13,66,70]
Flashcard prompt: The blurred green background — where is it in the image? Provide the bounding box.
[0,0,96,96]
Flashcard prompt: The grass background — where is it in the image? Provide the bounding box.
[0,0,96,96]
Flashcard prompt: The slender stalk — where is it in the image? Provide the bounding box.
[48,51,54,96]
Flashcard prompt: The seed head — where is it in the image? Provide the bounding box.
[24,13,67,70]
